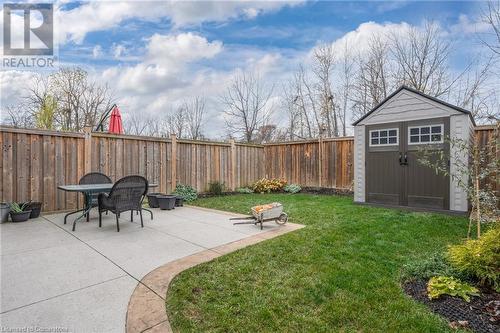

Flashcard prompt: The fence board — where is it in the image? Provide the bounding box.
[265,140,324,188]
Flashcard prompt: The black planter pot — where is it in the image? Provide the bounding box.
[175,196,184,207]
[10,210,32,222]
[146,193,162,208]
[24,202,42,218]
[157,195,176,210]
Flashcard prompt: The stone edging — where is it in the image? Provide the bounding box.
[125,211,305,333]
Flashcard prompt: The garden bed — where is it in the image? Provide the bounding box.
[404,279,499,333]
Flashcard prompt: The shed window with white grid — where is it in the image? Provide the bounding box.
[369,128,398,146]
[408,125,443,144]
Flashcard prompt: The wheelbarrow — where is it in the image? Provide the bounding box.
[230,202,288,230]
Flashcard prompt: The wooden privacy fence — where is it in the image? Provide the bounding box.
[90,132,265,196]
[0,125,497,212]
[265,137,354,189]
[0,126,265,212]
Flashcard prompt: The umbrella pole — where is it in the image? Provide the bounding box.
[94,104,117,132]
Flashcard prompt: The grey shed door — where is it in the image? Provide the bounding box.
[365,118,449,209]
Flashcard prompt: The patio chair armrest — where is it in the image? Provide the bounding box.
[98,192,113,210]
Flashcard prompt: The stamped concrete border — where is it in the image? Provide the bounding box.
[125,209,304,333]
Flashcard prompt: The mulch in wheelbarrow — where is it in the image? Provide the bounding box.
[403,279,500,333]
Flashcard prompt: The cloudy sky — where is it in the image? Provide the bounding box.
[0,0,494,137]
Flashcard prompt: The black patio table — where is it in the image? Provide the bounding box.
[58,182,158,231]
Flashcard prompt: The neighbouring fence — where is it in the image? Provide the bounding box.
[475,125,499,200]
[0,125,497,212]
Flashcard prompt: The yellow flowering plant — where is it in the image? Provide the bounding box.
[252,178,287,193]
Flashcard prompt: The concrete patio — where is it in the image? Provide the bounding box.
[0,206,287,332]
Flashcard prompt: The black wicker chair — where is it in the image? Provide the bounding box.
[98,176,148,232]
[79,172,112,222]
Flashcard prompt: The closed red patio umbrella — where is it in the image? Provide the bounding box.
[108,105,124,134]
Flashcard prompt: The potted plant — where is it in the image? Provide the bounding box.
[174,196,184,207]
[23,201,42,218]
[146,193,162,208]
[10,202,32,222]
[0,202,10,223]
[156,195,176,210]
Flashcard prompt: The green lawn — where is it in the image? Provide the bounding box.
[166,194,469,332]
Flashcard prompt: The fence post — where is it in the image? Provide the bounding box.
[230,139,236,191]
[84,127,92,174]
[318,136,323,188]
[171,134,177,191]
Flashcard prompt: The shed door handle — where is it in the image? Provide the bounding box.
[399,152,408,166]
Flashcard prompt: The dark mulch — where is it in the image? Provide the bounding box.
[403,279,500,333]
[301,187,353,196]
[197,191,239,198]
[198,188,354,198]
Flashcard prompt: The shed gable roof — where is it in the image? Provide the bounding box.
[352,86,474,126]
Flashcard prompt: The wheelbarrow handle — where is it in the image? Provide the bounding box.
[233,221,258,225]
[229,216,255,221]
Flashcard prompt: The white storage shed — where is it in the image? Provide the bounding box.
[353,86,475,213]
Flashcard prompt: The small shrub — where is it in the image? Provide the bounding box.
[208,181,225,196]
[173,184,198,202]
[10,202,28,213]
[427,276,479,302]
[400,252,469,282]
[447,224,500,291]
[252,178,287,193]
[284,184,301,194]
[236,187,253,194]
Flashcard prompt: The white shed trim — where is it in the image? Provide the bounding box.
[449,114,473,212]
[354,125,365,203]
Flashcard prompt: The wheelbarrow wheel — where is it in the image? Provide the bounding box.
[276,213,288,225]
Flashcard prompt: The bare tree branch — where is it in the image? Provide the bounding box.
[184,96,206,140]
[390,22,452,97]
[222,72,274,143]
[481,1,500,56]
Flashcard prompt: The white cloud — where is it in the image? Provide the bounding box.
[102,32,223,93]
[112,44,126,58]
[244,52,283,75]
[0,71,38,121]
[98,31,232,132]
[326,21,411,59]
[56,0,304,45]
[92,45,102,58]
[56,1,164,44]
[451,14,491,35]
[4,14,488,137]
[156,1,304,27]
[96,31,300,136]
[375,1,409,14]
[146,32,222,66]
